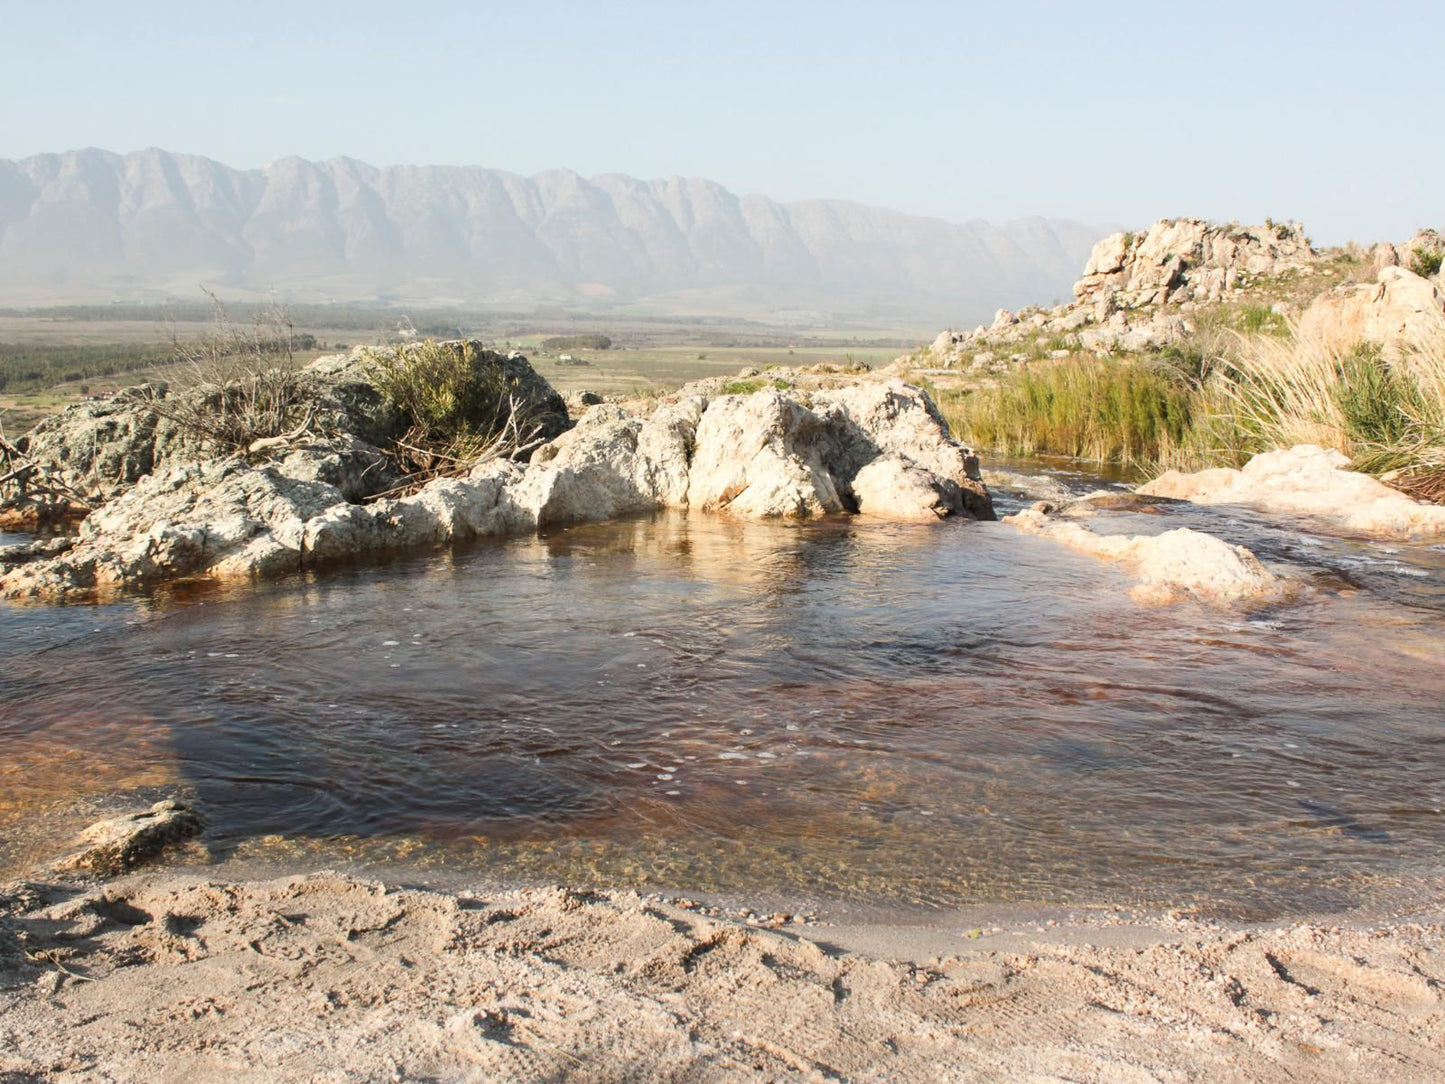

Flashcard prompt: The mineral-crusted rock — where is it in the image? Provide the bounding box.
[53,799,204,877]
[686,391,846,517]
[851,455,969,521]
[0,456,345,597]
[1,367,993,599]
[1139,445,1445,538]
[1298,266,1445,357]
[1005,506,1285,605]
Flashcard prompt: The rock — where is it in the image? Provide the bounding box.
[2,367,994,600]
[1139,445,1445,538]
[1005,507,1286,605]
[991,309,1019,332]
[1073,219,1313,310]
[1372,243,1401,270]
[1299,266,1445,356]
[686,391,845,517]
[931,330,960,355]
[54,799,204,877]
[11,342,563,516]
[0,457,346,598]
[851,455,969,521]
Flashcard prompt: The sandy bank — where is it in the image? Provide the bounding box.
[2,871,1442,1082]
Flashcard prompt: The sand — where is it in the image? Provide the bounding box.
[2,871,1443,1082]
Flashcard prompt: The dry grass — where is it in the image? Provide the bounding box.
[141,295,314,456]
[945,320,1445,501]
[1213,327,1445,495]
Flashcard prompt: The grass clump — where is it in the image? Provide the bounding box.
[719,378,791,395]
[1409,247,1444,278]
[945,358,1202,466]
[1237,304,1287,336]
[949,322,1445,501]
[1214,331,1445,497]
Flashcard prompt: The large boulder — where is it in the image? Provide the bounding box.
[1298,267,1445,357]
[851,456,970,521]
[1139,445,1445,538]
[0,455,348,597]
[686,391,846,517]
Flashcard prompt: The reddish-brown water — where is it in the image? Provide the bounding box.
[3,479,1444,917]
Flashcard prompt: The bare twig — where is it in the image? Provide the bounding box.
[24,948,97,983]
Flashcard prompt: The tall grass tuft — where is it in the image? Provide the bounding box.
[943,358,1203,468]
[1215,328,1445,494]
[944,325,1445,500]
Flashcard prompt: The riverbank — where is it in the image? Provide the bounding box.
[2,868,1442,1082]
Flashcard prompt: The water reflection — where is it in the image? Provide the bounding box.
[2,501,1443,917]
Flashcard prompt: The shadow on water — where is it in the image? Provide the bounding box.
[2,490,1444,918]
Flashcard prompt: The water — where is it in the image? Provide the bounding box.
[3,476,1444,918]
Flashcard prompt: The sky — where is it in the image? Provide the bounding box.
[1,0,1440,244]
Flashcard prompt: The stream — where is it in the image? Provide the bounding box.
[2,465,1443,919]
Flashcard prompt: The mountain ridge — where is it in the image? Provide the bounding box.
[0,147,1109,321]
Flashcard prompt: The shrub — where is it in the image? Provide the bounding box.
[364,339,550,493]
[1238,304,1287,336]
[143,293,312,455]
[1409,247,1444,278]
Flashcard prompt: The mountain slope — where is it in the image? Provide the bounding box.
[0,148,1107,321]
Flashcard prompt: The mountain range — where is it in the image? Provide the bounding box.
[0,148,1108,322]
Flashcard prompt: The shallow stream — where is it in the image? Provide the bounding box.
[2,466,1443,918]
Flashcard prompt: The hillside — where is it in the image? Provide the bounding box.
[0,148,1106,321]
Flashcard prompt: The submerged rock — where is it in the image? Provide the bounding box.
[1005,505,1287,605]
[53,799,204,877]
[1139,445,1445,539]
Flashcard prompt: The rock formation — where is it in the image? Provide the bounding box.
[0,348,993,600]
[1298,266,1445,357]
[1071,219,1314,310]
[923,218,1318,366]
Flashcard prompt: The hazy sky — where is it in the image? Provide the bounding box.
[3,1,1439,243]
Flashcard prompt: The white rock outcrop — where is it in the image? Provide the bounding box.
[1,377,993,599]
[1298,266,1445,357]
[1005,506,1286,605]
[1138,445,1445,539]
[1074,219,1314,309]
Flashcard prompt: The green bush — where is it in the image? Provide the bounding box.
[367,339,518,447]
[1409,247,1444,278]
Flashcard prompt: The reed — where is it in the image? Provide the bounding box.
[944,326,1445,500]
[941,357,1202,468]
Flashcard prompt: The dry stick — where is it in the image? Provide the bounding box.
[24,949,97,983]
